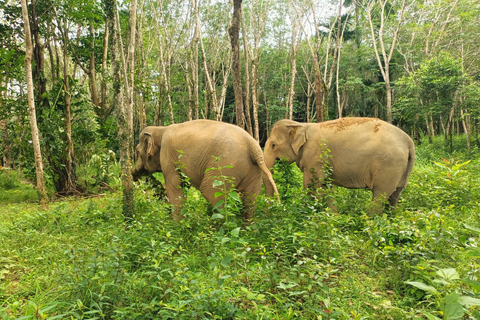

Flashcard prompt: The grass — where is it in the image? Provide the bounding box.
[1,138,480,319]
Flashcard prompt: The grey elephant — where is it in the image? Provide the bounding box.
[263,117,415,210]
[132,119,279,221]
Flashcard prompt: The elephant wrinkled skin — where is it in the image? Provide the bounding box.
[263,117,415,210]
[132,119,279,221]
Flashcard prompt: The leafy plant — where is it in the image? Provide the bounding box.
[406,267,480,319]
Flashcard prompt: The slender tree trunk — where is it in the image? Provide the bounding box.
[217,59,231,121]
[61,17,76,194]
[89,24,100,107]
[229,0,245,128]
[287,23,299,120]
[107,0,135,219]
[241,9,253,135]
[101,20,109,111]
[21,0,48,206]
[191,0,200,120]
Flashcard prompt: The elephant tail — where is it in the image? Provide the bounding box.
[401,142,416,188]
[251,148,280,203]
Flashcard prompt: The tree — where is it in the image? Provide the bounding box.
[229,0,245,128]
[21,0,48,206]
[363,0,410,123]
[397,52,465,151]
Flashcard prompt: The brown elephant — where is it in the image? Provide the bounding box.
[263,117,415,210]
[132,119,279,221]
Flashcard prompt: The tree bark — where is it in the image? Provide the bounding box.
[101,20,109,111]
[61,17,77,194]
[229,0,245,128]
[241,8,253,135]
[287,23,299,120]
[21,0,48,206]
[89,24,100,107]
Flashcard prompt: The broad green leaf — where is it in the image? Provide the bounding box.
[230,227,241,237]
[228,191,241,202]
[441,293,464,320]
[213,180,224,188]
[436,268,460,282]
[405,281,438,294]
[211,213,224,220]
[214,191,224,198]
[458,295,480,307]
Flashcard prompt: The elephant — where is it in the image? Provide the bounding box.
[263,117,415,211]
[132,119,279,221]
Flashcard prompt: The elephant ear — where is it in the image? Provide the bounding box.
[144,132,155,156]
[288,125,308,155]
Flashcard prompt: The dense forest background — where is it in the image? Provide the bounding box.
[1,0,479,199]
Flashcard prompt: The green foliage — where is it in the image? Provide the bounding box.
[0,169,39,203]
[2,138,480,319]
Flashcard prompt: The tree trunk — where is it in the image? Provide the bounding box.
[108,0,135,219]
[31,0,49,113]
[461,108,470,154]
[89,24,100,107]
[101,20,109,111]
[61,17,77,195]
[191,0,200,120]
[21,0,48,206]
[287,23,299,120]
[229,0,245,128]
[241,9,253,135]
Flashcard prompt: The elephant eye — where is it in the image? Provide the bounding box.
[271,143,276,149]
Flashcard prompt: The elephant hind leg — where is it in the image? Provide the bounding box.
[238,179,262,223]
[387,187,404,208]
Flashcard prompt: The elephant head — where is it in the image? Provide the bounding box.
[132,126,165,181]
[264,120,308,169]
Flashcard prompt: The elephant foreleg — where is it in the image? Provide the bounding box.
[303,168,337,212]
[164,173,186,221]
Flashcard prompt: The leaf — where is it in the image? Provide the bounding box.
[464,279,480,292]
[228,191,241,202]
[230,227,241,237]
[221,254,233,267]
[213,180,224,188]
[466,249,480,259]
[214,191,224,199]
[464,224,480,234]
[441,293,464,320]
[213,200,224,211]
[422,311,441,320]
[405,281,438,294]
[436,268,460,282]
[211,213,224,220]
[458,295,480,307]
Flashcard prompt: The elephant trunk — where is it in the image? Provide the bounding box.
[132,159,147,181]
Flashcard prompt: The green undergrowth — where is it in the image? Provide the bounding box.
[1,141,480,319]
